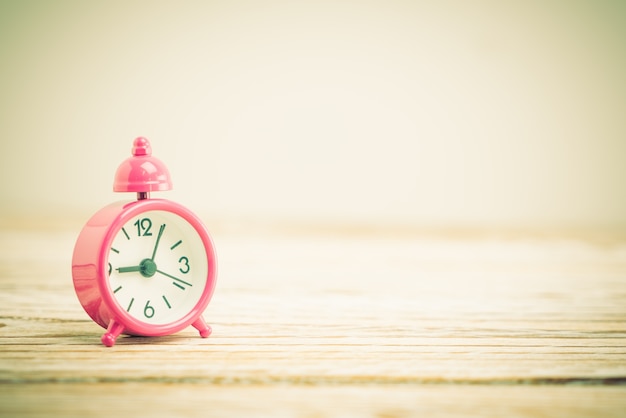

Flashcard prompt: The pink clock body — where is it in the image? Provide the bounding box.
[71,138,217,347]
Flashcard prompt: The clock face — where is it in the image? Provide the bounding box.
[106,210,208,325]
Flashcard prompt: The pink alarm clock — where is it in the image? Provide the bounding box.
[71,137,217,347]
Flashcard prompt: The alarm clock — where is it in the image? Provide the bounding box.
[71,137,217,347]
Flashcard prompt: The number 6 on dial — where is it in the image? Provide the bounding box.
[72,137,217,347]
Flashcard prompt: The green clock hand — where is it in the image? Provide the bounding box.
[151,224,166,260]
[117,265,141,273]
[117,259,157,277]
[156,269,192,288]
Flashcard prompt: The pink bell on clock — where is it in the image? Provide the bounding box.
[113,137,172,198]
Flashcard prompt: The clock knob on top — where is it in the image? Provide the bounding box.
[113,137,173,199]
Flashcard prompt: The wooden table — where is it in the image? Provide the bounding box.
[1,223,625,417]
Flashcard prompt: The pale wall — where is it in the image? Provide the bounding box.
[1,1,625,231]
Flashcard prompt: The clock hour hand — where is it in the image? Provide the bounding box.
[116,265,142,273]
[116,259,157,277]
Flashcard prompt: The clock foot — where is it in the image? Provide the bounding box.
[101,320,124,347]
[192,316,212,338]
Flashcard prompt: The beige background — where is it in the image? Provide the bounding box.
[1,0,624,233]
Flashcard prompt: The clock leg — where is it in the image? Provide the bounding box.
[101,319,124,347]
[192,316,212,338]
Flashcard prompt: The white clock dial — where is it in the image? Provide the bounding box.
[107,210,208,325]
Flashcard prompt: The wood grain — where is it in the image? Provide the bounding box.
[1,226,625,417]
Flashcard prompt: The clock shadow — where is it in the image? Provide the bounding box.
[65,324,208,346]
[101,332,204,346]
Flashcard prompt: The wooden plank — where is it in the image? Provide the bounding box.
[1,383,626,418]
[0,226,625,416]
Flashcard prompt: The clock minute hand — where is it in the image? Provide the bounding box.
[151,224,166,260]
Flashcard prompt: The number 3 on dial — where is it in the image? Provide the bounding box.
[179,256,190,274]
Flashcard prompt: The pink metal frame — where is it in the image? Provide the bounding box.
[72,198,217,347]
